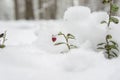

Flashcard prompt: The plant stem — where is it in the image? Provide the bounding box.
[62,34,70,50]
[106,0,113,58]
[106,39,110,56]
[107,0,112,28]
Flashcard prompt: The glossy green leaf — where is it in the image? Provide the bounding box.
[0,45,5,48]
[67,33,75,39]
[111,51,118,57]
[97,47,105,50]
[58,32,63,35]
[105,45,111,50]
[102,0,111,4]
[111,4,119,12]
[97,43,106,46]
[101,21,107,24]
[106,34,112,39]
[110,45,119,51]
[54,42,66,45]
[110,41,119,47]
[110,17,119,24]
[70,45,77,49]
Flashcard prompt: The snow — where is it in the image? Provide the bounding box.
[0,21,38,45]
[0,6,120,80]
[64,6,91,21]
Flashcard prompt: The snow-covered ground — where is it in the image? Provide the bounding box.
[0,6,120,80]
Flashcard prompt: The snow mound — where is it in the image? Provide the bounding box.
[64,6,91,21]
[89,11,108,25]
[63,6,109,49]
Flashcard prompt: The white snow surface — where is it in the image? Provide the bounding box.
[0,6,120,80]
[64,6,91,21]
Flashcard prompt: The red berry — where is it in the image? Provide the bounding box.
[52,35,57,42]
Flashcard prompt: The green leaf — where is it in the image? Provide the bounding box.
[67,33,75,39]
[110,17,119,24]
[111,51,118,57]
[97,43,106,46]
[58,32,63,35]
[0,45,5,48]
[97,47,105,50]
[105,45,111,50]
[101,21,107,24]
[102,0,111,4]
[70,45,77,49]
[111,4,119,12]
[110,41,119,47]
[110,45,119,52]
[54,42,66,46]
[106,34,112,39]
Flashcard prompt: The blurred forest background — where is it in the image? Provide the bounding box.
[0,0,120,20]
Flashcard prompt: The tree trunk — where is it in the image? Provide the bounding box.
[14,0,26,20]
[39,0,43,19]
[52,0,57,19]
[14,0,19,19]
[56,0,73,19]
[25,0,34,20]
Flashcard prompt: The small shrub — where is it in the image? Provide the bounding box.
[52,32,77,52]
[97,0,119,59]
[97,34,119,59]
